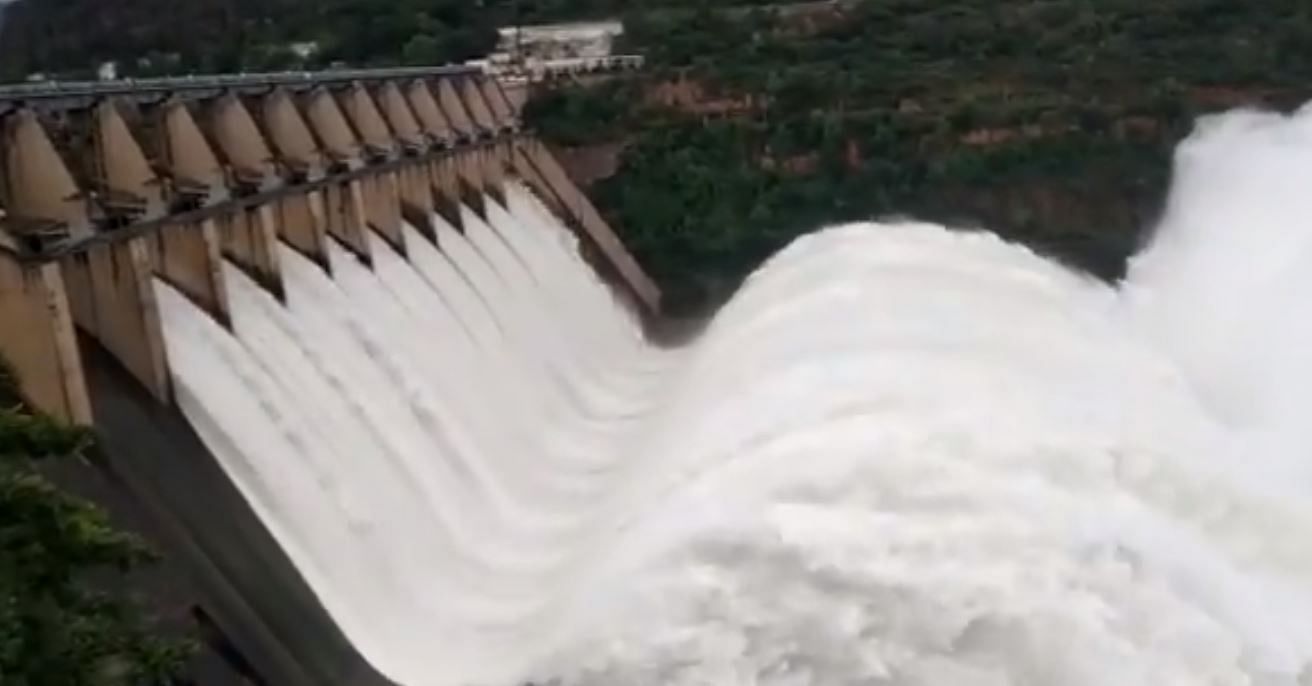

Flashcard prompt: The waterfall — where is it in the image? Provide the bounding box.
[157,108,1312,686]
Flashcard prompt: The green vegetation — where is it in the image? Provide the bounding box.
[0,0,783,79]
[0,0,499,77]
[0,364,193,685]
[523,81,641,146]
[529,0,1312,312]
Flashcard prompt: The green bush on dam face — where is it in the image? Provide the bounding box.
[0,362,194,685]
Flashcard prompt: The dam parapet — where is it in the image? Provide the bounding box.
[0,65,660,686]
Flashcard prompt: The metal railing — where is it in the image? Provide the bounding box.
[0,65,480,102]
[477,54,645,82]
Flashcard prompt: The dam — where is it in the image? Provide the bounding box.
[0,65,659,685]
[5,66,1312,686]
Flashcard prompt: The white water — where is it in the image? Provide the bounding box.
[156,109,1312,686]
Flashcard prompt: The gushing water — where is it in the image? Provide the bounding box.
[157,109,1312,686]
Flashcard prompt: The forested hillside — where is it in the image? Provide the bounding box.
[0,0,777,79]
[0,0,497,78]
[530,0,1312,311]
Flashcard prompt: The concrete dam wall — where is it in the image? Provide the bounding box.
[0,66,659,685]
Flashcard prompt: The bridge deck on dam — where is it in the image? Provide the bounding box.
[0,65,660,685]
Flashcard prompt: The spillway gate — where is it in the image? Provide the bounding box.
[0,65,660,686]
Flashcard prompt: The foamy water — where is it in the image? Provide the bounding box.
[157,109,1312,685]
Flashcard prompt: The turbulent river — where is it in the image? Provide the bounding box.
[157,107,1312,685]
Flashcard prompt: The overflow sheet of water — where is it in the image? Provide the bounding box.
[156,109,1312,685]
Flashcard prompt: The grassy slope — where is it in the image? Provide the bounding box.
[530,0,1312,312]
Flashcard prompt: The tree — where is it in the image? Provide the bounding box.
[401,34,445,66]
[0,363,194,685]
